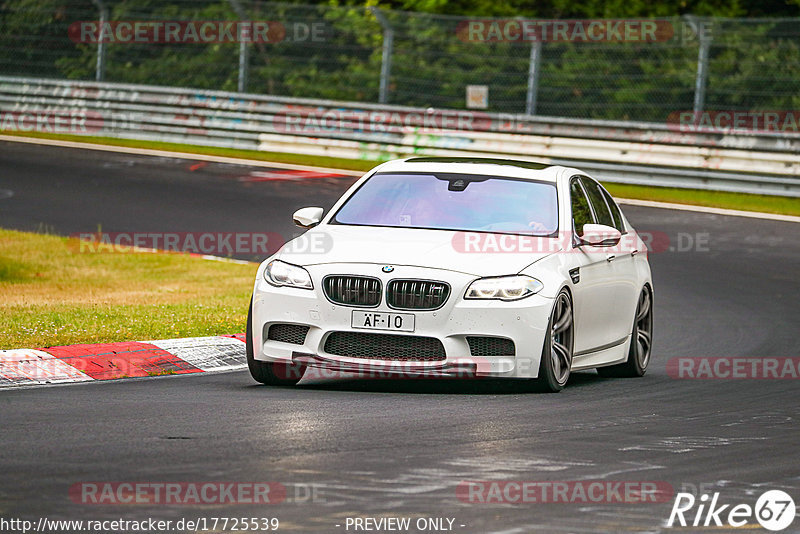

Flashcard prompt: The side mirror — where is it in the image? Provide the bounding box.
[293,207,324,229]
[579,224,621,247]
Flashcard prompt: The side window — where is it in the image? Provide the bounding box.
[600,186,626,233]
[570,178,593,236]
[580,178,614,228]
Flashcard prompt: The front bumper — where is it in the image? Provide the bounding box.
[252,263,554,379]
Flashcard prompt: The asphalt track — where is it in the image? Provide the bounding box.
[1,141,799,533]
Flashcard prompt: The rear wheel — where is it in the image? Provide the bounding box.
[533,289,574,392]
[597,285,653,378]
[246,297,306,386]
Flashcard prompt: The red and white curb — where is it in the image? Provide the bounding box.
[0,334,247,388]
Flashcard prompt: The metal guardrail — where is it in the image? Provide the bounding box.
[1,76,798,197]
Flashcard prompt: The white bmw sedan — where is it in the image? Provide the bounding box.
[247,157,653,392]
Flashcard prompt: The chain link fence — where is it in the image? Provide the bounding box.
[1,0,799,123]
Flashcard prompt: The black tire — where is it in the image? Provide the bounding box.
[597,285,653,378]
[533,289,574,393]
[246,297,306,386]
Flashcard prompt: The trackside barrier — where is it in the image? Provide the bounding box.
[1,76,798,196]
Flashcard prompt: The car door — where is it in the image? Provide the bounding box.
[597,180,640,336]
[579,177,638,347]
[568,176,619,356]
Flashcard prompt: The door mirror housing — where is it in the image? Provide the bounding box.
[579,224,622,247]
[293,207,324,229]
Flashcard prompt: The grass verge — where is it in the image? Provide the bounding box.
[0,228,254,350]
[605,183,800,217]
[3,131,798,216]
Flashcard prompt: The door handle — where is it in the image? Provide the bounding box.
[631,249,639,256]
[606,255,616,262]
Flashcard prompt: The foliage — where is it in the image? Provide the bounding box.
[0,1,798,121]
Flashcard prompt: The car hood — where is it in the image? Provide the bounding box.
[276,224,561,277]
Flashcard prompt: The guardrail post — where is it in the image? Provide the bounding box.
[690,17,712,117]
[238,36,249,92]
[91,0,108,81]
[525,39,542,115]
[229,0,249,92]
[370,7,394,104]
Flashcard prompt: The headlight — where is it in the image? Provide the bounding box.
[263,260,313,289]
[465,275,543,301]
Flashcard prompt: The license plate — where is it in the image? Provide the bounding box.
[351,311,415,332]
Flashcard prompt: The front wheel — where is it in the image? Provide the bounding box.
[246,297,306,386]
[597,285,653,378]
[533,289,574,392]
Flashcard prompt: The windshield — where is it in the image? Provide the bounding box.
[332,172,558,235]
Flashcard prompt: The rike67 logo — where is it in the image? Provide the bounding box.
[668,489,796,531]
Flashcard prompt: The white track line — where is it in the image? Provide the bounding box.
[1,134,797,223]
[0,134,363,176]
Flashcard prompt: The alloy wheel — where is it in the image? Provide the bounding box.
[550,291,574,385]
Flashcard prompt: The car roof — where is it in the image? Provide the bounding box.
[374,157,566,183]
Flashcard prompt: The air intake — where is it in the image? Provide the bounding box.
[467,336,516,357]
[324,332,446,361]
[267,324,310,345]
